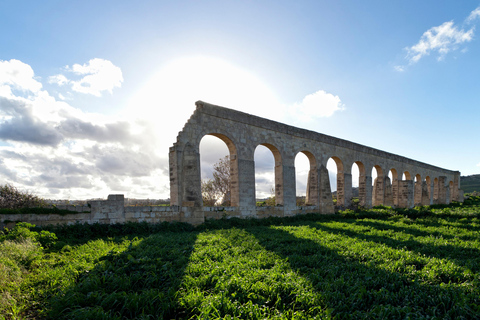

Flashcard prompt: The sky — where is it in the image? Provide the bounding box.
[1,1,480,200]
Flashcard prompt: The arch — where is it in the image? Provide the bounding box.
[295,150,318,206]
[199,133,239,207]
[353,161,371,207]
[327,156,350,207]
[403,171,412,180]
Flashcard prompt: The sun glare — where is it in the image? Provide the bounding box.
[124,57,281,144]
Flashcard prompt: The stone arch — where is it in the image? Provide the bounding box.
[295,150,319,206]
[327,156,350,207]
[254,143,290,206]
[354,161,372,208]
[199,133,239,207]
[403,171,412,180]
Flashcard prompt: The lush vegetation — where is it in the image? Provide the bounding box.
[1,196,480,319]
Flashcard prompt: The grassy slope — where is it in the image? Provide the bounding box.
[1,199,480,319]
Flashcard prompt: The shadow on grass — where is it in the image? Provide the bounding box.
[246,225,479,318]
[313,221,480,272]
[44,230,198,319]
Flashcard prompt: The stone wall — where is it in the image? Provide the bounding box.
[1,195,325,228]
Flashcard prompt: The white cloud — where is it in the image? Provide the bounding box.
[0,59,43,95]
[467,6,480,22]
[406,21,474,64]
[48,74,69,86]
[394,65,405,72]
[289,90,344,121]
[68,58,123,96]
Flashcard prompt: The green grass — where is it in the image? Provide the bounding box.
[1,197,480,319]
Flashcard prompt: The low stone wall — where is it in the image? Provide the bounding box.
[1,195,328,229]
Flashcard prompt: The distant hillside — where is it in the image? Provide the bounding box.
[461,174,480,193]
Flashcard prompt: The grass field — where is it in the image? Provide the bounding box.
[1,197,480,319]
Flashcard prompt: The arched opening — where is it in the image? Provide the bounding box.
[254,144,281,206]
[295,151,317,206]
[403,171,411,180]
[327,157,345,207]
[372,165,384,206]
[433,177,439,204]
[199,134,238,206]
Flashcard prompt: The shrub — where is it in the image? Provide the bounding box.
[0,184,45,209]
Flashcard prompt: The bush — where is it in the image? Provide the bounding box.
[0,184,45,209]
[1,222,57,249]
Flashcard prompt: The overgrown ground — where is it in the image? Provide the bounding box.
[1,197,480,319]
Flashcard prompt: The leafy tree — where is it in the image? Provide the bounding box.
[201,155,231,206]
[0,184,45,209]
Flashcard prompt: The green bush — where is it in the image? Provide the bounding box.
[2,222,57,249]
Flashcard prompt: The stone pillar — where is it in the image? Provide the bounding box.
[397,180,414,208]
[358,175,372,207]
[421,181,430,206]
[282,165,297,209]
[169,143,202,207]
[446,185,451,204]
[336,172,345,207]
[274,162,284,205]
[306,167,319,206]
[237,158,256,208]
[429,181,434,205]
[384,176,394,207]
[372,176,385,206]
[319,165,335,214]
[414,181,422,206]
[169,146,182,206]
[391,177,399,207]
[433,179,440,204]
[358,174,372,208]
[438,176,447,204]
[343,173,353,208]
[229,155,240,207]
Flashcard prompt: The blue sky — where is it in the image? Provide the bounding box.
[1,1,479,199]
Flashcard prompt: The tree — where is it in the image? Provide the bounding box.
[0,184,45,209]
[201,155,231,206]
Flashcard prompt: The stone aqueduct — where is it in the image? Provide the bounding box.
[170,101,463,217]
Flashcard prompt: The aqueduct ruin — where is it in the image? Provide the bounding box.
[170,101,463,220]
